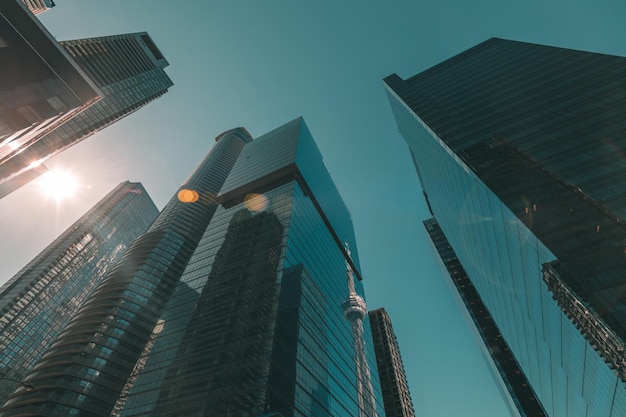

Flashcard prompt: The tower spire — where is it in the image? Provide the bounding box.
[341,243,376,417]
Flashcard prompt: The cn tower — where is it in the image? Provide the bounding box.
[342,244,377,417]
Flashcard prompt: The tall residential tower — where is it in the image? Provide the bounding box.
[0,181,158,404]
[385,38,626,417]
[1,118,385,417]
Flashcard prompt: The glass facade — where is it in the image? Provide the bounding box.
[0,28,171,199]
[385,38,626,417]
[0,119,384,417]
[0,130,250,417]
[116,118,384,417]
[0,181,158,405]
[0,0,100,197]
[424,218,546,417]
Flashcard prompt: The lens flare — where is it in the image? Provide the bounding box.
[244,193,268,212]
[39,170,78,201]
[177,189,199,203]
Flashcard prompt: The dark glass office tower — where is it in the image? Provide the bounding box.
[0,18,172,198]
[0,181,158,404]
[385,38,626,417]
[55,32,172,153]
[0,118,385,417]
[423,219,546,417]
[117,118,384,417]
[0,0,101,197]
[368,308,415,417]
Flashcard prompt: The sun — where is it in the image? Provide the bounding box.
[39,170,79,201]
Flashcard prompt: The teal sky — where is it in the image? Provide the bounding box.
[1,1,626,415]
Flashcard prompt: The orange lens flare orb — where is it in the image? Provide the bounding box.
[177,189,199,203]
[244,193,268,212]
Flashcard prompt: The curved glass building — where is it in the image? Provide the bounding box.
[0,181,158,405]
[1,119,384,417]
[0,128,251,416]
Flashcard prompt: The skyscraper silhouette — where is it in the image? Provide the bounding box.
[386,38,626,417]
[1,119,384,417]
[368,308,415,417]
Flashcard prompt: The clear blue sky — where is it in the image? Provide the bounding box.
[1,1,625,415]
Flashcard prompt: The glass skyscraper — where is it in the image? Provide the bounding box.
[0,4,172,199]
[423,218,546,417]
[0,181,158,405]
[385,38,626,417]
[0,118,385,417]
[0,0,101,197]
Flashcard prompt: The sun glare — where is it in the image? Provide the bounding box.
[39,170,79,201]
